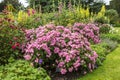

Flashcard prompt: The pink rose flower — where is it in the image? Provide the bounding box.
[24,55,31,60]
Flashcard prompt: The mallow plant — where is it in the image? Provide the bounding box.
[22,23,100,74]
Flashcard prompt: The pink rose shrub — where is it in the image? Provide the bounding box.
[22,23,100,74]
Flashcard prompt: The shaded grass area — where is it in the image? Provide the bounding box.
[78,44,120,80]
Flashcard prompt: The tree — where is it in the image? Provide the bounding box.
[26,0,105,13]
[110,0,120,16]
[27,0,52,12]
[0,0,23,12]
[72,0,105,13]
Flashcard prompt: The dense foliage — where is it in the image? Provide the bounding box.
[27,0,105,13]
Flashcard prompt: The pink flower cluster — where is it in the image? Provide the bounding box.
[22,23,100,74]
[73,23,100,44]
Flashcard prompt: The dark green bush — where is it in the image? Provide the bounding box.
[0,18,24,65]
[0,60,51,80]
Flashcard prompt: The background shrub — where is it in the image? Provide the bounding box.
[95,16,109,24]
[105,9,119,24]
[114,23,120,27]
[0,60,51,80]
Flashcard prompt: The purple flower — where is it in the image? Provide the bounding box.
[39,59,43,64]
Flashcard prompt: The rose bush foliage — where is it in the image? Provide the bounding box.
[22,23,100,74]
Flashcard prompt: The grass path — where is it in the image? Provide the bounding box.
[78,44,120,80]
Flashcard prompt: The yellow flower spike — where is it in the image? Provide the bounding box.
[17,10,23,23]
[97,5,106,18]
[80,7,85,18]
[85,7,90,18]
[100,5,106,14]
[25,13,28,21]
[7,12,14,20]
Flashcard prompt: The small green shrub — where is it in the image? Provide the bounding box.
[0,60,51,80]
[99,24,112,34]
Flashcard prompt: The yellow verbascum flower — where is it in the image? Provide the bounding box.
[97,5,106,18]
[85,7,90,18]
[17,10,28,23]
[79,7,86,18]
[101,5,106,14]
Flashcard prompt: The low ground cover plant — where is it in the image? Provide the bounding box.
[0,60,51,80]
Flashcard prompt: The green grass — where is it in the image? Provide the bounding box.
[78,45,120,80]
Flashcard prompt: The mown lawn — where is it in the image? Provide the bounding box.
[78,44,120,80]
